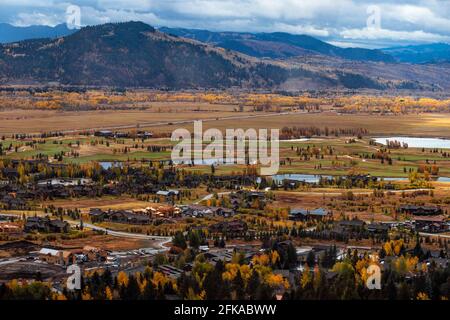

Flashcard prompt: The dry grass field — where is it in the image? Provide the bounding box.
[0,106,259,134]
[166,112,450,138]
[1,102,450,138]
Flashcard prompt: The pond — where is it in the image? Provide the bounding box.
[176,158,254,166]
[280,138,311,142]
[268,174,450,183]
[374,137,450,149]
[270,174,333,184]
[100,162,123,169]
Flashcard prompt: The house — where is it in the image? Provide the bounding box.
[156,190,180,203]
[181,205,235,218]
[413,216,448,233]
[0,222,21,234]
[89,209,151,225]
[24,217,70,233]
[335,219,366,232]
[157,265,184,279]
[94,130,114,138]
[82,246,108,262]
[209,220,248,235]
[38,248,74,266]
[367,223,390,234]
[399,205,443,216]
[156,190,179,197]
[146,205,180,218]
[1,194,26,210]
[137,131,153,139]
[289,208,330,221]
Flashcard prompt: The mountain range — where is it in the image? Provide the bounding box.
[2,23,449,64]
[1,21,450,90]
[383,43,450,64]
[0,23,76,43]
[159,27,394,62]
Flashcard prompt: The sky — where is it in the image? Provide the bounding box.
[1,0,450,48]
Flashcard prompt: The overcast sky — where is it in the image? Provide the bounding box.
[1,0,450,48]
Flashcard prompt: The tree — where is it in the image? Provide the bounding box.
[306,250,315,267]
[173,231,187,250]
[233,270,245,300]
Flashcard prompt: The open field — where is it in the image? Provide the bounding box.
[45,197,154,212]
[160,112,450,138]
[1,104,450,138]
[0,107,261,134]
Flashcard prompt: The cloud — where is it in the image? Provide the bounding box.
[271,23,330,37]
[341,27,450,43]
[3,0,450,47]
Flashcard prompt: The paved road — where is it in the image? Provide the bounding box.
[0,212,172,251]
[68,221,172,250]
[60,111,300,134]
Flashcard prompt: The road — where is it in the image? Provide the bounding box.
[194,191,232,204]
[68,221,172,251]
[0,212,173,251]
[418,232,450,239]
[60,111,301,134]
[0,257,23,266]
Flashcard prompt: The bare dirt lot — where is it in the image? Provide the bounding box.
[0,261,66,281]
[46,197,152,213]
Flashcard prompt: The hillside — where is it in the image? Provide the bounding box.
[0,21,449,91]
[159,27,394,62]
[0,22,287,88]
[383,43,450,64]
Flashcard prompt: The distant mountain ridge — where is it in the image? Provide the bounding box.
[159,27,395,62]
[383,43,450,64]
[0,23,75,43]
[0,22,287,88]
[1,21,450,91]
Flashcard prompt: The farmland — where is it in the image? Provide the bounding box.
[1,89,450,301]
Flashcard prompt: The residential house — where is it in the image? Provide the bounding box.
[38,248,74,266]
[367,223,390,234]
[0,222,21,234]
[209,220,248,235]
[399,205,443,216]
[413,216,448,233]
[24,217,70,233]
[335,219,366,232]
[289,208,330,221]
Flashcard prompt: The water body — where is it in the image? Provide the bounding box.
[100,162,123,170]
[374,137,450,149]
[280,138,311,142]
[178,158,253,166]
[270,174,411,183]
[379,177,408,181]
[270,174,450,183]
[271,174,333,184]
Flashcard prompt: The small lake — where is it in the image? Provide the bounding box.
[374,137,450,149]
[100,162,123,170]
[270,174,409,183]
[268,174,450,183]
[176,158,254,166]
[280,138,311,142]
[270,174,333,184]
